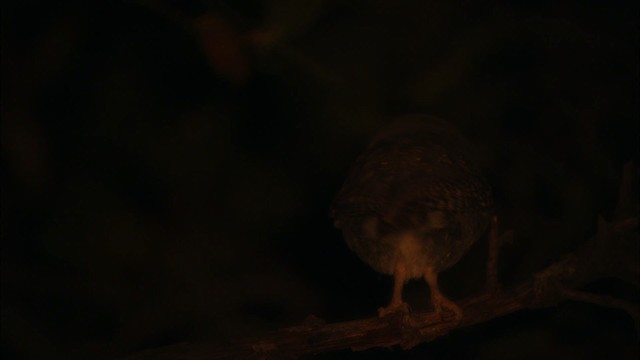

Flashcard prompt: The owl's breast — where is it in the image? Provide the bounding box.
[343,209,484,277]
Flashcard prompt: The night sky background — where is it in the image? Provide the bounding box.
[2,1,638,359]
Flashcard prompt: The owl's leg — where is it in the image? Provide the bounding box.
[378,263,410,317]
[424,267,463,321]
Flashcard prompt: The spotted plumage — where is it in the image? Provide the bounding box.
[331,115,493,317]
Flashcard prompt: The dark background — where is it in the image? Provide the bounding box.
[2,0,638,359]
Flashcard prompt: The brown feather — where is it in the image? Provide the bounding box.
[331,115,492,277]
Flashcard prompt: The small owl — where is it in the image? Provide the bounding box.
[331,115,493,318]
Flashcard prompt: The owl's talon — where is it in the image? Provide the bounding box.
[378,302,411,318]
[433,296,463,322]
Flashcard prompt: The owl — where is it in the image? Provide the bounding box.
[331,115,493,318]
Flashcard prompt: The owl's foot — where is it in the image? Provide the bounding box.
[432,292,463,322]
[378,302,410,318]
[424,267,463,322]
[379,263,410,318]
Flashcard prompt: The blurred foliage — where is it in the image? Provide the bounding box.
[1,0,638,359]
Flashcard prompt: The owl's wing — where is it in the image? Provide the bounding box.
[330,141,400,227]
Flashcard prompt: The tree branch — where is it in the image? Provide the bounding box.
[122,163,638,359]
[120,217,637,360]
